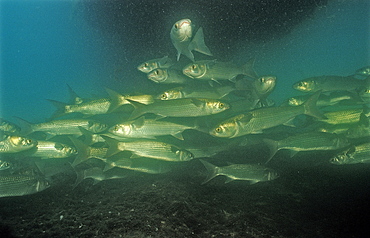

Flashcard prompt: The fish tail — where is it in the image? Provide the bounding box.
[105,88,123,113]
[242,58,259,79]
[199,159,219,184]
[190,27,213,57]
[69,136,90,167]
[102,136,122,157]
[263,139,279,164]
[302,90,326,119]
[127,99,146,120]
[14,117,33,135]
[47,99,68,118]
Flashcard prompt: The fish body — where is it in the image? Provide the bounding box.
[0,119,21,134]
[0,170,50,197]
[264,132,350,162]
[319,108,364,125]
[104,137,194,162]
[355,66,370,76]
[182,59,257,83]
[200,159,279,184]
[287,91,362,107]
[69,137,108,167]
[147,68,191,84]
[75,167,130,186]
[331,142,370,165]
[137,56,174,73]
[128,98,229,119]
[170,19,212,62]
[104,156,172,174]
[293,75,365,92]
[27,140,77,159]
[48,98,112,118]
[109,116,195,140]
[0,135,37,153]
[158,85,234,100]
[18,118,107,138]
[106,88,154,113]
[210,91,324,138]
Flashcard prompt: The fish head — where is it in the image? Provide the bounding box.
[182,62,207,78]
[147,69,168,83]
[287,97,304,106]
[210,121,238,138]
[55,143,78,157]
[293,79,316,92]
[137,61,157,73]
[109,124,132,137]
[0,160,11,170]
[88,121,108,133]
[170,19,193,42]
[330,146,355,165]
[175,149,194,161]
[9,136,37,149]
[205,100,230,114]
[158,88,183,100]
[35,178,51,192]
[254,75,276,95]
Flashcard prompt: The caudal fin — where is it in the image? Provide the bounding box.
[303,91,326,119]
[69,136,90,167]
[242,58,259,80]
[47,99,68,118]
[190,27,213,57]
[199,159,219,184]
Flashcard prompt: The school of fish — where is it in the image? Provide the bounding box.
[0,19,369,197]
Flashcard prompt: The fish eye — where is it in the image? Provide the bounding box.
[215,127,222,133]
[219,103,224,108]
[192,64,197,70]
[144,63,149,67]
[175,23,179,29]
[161,94,168,99]
[25,139,32,145]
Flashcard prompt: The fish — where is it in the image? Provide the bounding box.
[16,118,108,139]
[48,98,112,118]
[105,88,155,113]
[346,113,370,138]
[74,167,131,186]
[355,66,370,76]
[157,85,235,100]
[69,137,108,167]
[0,169,50,197]
[103,136,194,162]
[263,132,351,163]
[182,59,258,83]
[319,108,365,125]
[147,68,192,84]
[103,156,172,174]
[170,19,212,62]
[0,118,21,134]
[109,116,196,140]
[137,56,174,73]
[25,140,77,160]
[286,91,363,107]
[330,142,370,165]
[250,75,277,106]
[210,91,325,138]
[199,159,279,184]
[128,98,230,120]
[293,75,366,92]
[0,159,12,171]
[0,135,37,153]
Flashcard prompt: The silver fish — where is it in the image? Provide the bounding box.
[182,59,258,83]
[0,135,37,153]
[210,91,324,138]
[26,140,77,159]
[109,116,196,140]
[0,169,50,197]
[128,98,230,120]
[330,142,370,165]
[147,68,192,84]
[293,75,366,92]
[158,85,235,100]
[137,56,174,73]
[104,136,194,162]
[170,19,212,62]
[200,159,279,184]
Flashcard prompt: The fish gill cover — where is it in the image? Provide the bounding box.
[0,0,370,237]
